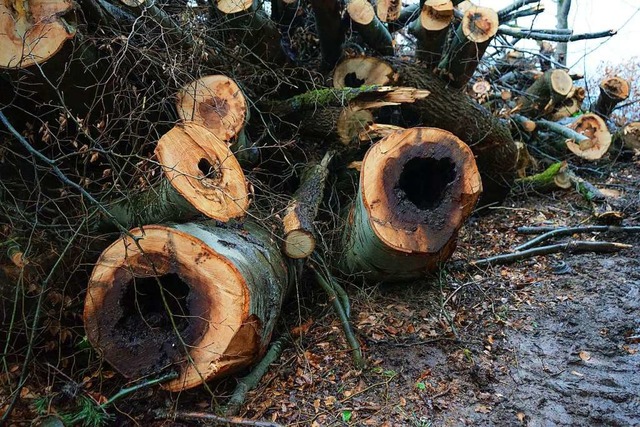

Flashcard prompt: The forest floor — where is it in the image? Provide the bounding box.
[228,158,640,426]
[4,158,639,427]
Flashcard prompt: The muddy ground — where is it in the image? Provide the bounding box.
[231,161,640,426]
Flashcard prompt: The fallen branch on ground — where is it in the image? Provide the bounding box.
[466,241,631,269]
[515,225,640,251]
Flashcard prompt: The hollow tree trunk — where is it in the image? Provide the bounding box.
[376,0,402,23]
[437,5,499,88]
[408,0,453,67]
[340,127,481,281]
[105,123,249,228]
[621,122,640,150]
[84,221,289,391]
[390,59,518,207]
[592,76,630,118]
[565,113,612,160]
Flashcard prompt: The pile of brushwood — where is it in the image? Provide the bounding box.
[1,0,637,423]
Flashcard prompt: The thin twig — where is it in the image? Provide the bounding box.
[0,110,132,237]
[497,0,541,19]
[157,410,283,427]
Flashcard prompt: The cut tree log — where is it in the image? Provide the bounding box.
[519,69,573,118]
[106,123,249,227]
[216,0,285,63]
[391,59,518,207]
[592,76,630,118]
[341,127,481,281]
[409,0,454,66]
[376,0,402,23]
[282,152,333,259]
[310,0,344,68]
[622,122,640,150]
[0,0,75,69]
[333,57,397,89]
[437,5,499,88]
[566,113,612,160]
[84,221,289,391]
[176,75,247,142]
[346,0,394,55]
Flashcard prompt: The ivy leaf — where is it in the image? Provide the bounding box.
[342,410,352,423]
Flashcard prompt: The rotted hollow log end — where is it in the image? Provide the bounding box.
[84,223,288,391]
[155,123,250,221]
[343,127,481,280]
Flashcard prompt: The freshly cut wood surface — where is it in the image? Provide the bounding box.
[622,122,640,150]
[341,127,481,281]
[0,0,75,68]
[376,0,401,22]
[566,113,612,160]
[333,57,397,89]
[155,123,250,221]
[177,75,247,141]
[217,0,253,14]
[593,76,630,117]
[84,222,288,391]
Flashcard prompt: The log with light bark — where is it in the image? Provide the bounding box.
[106,123,249,227]
[215,0,285,63]
[282,152,333,259]
[518,69,573,118]
[408,0,454,66]
[565,113,612,160]
[346,0,393,55]
[376,0,402,23]
[592,76,630,118]
[621,122,640,150]
[0,0,75,69]
[84,221,289,391]
[437,5,499,88]
[340,127,481,281]
[389,59,518,207]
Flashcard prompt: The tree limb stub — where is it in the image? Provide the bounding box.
[438,5,499,88]
[282,152,333,259]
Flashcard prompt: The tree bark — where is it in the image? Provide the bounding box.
[346,0,394,55]
[282,152,333,258]
[519,69,573,118]
[310,0,344,69]
[340,127,481,281]
[408,0,454,67]
[592,76,630,118]
[105,123,250,228]
[554,0,571,66]
[84,221,289,391]
[391,59,518,207]
[437,5,499,88]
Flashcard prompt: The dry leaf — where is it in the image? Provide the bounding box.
[475,404,491,413]
[516,412,526,423]
[578,351,591,362]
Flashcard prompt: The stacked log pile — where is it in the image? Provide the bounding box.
[0,0,633,414]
